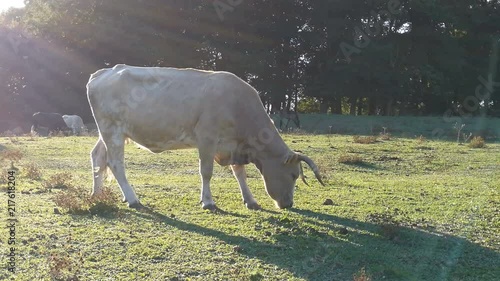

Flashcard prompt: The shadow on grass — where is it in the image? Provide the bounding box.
[125,206,499,281]
[343,162,382,170]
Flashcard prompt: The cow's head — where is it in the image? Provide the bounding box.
[257,152,324,208]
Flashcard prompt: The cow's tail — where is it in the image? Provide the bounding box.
[105,167,114,182]
[104,137,130,181]
[100,134,115,182]
[100,155,114,183]
[91,136,113,183]
[103,139,133,182]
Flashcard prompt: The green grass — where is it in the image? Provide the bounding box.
[0,134,499,280]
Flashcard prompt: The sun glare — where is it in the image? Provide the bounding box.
[0,0,25,12]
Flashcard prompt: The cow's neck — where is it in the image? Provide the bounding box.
[250,131,290,176]
[247,124,290,163]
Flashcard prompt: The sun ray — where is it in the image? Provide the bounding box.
[0,0,25,13]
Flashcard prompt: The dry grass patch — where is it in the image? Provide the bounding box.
[353,267,371,281]
[0,168,8,185]
[353,135,377,144]
[338,154,364,164]
[0,149,23,162]
[379,127,391,140]
[24,162,43,180]
[79,129,99,137]
[468,136,486,148]
[48,252,83,281]
[9,136,21,144]
[0,131,15,137]
[53,185,119,215]
[42,172,73,191]
[379,132,391,140]
[48,130,68,138]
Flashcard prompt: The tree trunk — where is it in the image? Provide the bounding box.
[319,99,329,113]
[285,95,292,111]
[356,97,363,115]
[483,36,499,116]
[330,98,342,114]
[368,97,376,115]
[349,97,357,115]
[294,91,299,112]
[271,100,281,114]
[386,98,394,116]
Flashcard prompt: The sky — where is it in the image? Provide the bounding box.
[0,0,25,12]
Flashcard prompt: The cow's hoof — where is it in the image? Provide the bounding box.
[129,202,145,210]
[202,203,217,211]
[246,202,262,210]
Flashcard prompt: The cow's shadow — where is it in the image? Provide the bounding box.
[127,206,500,280]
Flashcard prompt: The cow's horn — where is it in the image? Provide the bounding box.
[297,154,325,186]
[284,152,299,164]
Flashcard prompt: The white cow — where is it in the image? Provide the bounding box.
[87,64,324,210]
[62,115,86,135]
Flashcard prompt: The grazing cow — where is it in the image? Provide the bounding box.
[62,115,86,135]
[31,112,70,135]
[87,64,324,210]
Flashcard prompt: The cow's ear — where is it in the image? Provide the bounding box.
[283,152,299,164]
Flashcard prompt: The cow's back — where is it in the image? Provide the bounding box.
[87,64,273,152]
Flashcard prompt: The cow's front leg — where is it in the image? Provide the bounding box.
[231,164,261,210]
[198,143,216,210]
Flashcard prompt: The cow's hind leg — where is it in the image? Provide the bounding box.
[231,165,261,210]
[102,133,142,208]
[90,138,107,197]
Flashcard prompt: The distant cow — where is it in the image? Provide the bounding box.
[87,64,324,210]
[31,112,70,135]
[62,115,86,135]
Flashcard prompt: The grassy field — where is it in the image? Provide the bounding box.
[271,114,500,141]
[0,133,499,280]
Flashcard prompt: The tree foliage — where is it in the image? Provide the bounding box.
[0,0,499,131]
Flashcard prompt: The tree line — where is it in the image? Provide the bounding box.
[0,0,499,131]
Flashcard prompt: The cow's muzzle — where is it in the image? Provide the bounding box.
[276,201,293,209]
